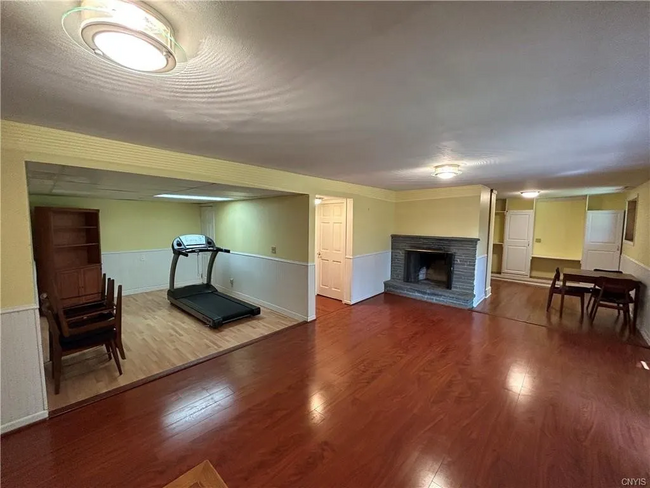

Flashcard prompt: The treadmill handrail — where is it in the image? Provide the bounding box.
[168,235,230,291]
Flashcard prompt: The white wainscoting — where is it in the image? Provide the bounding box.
[1,305,48,433]
[211,252,310,321]
[102,248,201,296]
[350,251,391,304]
[473,254,488,307]
[620,254,650,344]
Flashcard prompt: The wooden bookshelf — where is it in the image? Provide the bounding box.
[33,207,103,308]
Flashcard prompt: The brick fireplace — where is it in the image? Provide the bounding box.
[384,234,479,308]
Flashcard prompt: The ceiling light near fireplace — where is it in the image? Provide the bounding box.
[62,0,186,74]
[520,191,541,198]
[432,164,462,179]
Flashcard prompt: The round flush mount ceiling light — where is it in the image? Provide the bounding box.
[520,191,541,198]
[62,0,186,74]
[432,164,462,179]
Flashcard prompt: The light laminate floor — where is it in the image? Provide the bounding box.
[41,290,299,411]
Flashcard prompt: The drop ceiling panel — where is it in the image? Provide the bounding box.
[26,162,295,201]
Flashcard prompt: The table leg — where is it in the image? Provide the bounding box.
[560,275,567,318]
[632,284,640,333]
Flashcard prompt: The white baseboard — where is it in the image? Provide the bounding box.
[213,252,310,320]
[492,274,551,288]
[1,307,48,432]
[308,314,317,322]
[102,248,201,296]
[1,410,48,434]
[620,254,650,344]
[215,287,307,322]
[473,254,488,307]
[351,251,391,304]
[122,280,200,297]
[485,286,492,298]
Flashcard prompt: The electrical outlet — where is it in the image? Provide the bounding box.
[230,278,234,286]
[535,238,542,243]
[271,246,277,254]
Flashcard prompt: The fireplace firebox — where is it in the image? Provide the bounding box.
[404,249,454,289]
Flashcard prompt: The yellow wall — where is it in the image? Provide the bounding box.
[530,257,581,280]
[492,246,503,273]
[212,195,309,262]
[0,150,37,309]
[623,179,650,267]
[28,195,200,252]
[353,196,395,255]
[532,198,586,260]
[394,196,480,238]
[507,198,535,211]
[587,192,627,211]
[1,121,397,308]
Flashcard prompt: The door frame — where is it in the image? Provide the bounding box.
[581,210,624,270]
[502,210,535,276]
[314,196,353,304]
[199,205,215,280]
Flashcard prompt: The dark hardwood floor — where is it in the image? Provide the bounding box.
[316,294,348,317]
[2,293,649,488]
[476,279,649,347]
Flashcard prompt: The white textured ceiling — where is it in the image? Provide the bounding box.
[2,1,649,194]
[26,162,293,201]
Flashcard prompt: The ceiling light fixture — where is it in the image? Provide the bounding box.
[520,191,541,199]
[432,164,462,180]
[62,0,186,74]
[154,194,233,201]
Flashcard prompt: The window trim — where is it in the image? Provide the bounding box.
[623,194,638,246]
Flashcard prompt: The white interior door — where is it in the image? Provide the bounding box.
[200,205,215,280]
[502,210,534,276]
[317,201,345,300]
[582,210,624,270]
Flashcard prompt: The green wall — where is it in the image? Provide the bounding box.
[29,195,201,252]
[212,195,310,262]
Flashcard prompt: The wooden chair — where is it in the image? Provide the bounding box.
[41,285,124,394]
[61,277,126,360]
[546,268,591,319]
[63,274,114,320]
[587,269,623,312]
[589,277,637,332]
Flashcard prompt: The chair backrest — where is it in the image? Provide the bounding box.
[594,269,623,274]
[44,281,73,337]
[595,277,637,294]
[550,267,561,288]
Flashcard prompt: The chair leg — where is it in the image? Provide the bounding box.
[590,296,601,322]
[109,341,123,375]
[105,343,112,360]
[559,292,566,318]
[546,289,554,311]
[116,337,126,360]
[579,294,584,322]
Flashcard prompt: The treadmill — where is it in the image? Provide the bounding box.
[167,234,260,328]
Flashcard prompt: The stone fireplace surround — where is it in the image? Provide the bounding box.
[384,234,479,308]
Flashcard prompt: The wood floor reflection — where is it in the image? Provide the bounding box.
[476,279,648,347]
[4,293,649,488]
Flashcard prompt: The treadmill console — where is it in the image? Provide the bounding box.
[172,234,218,254]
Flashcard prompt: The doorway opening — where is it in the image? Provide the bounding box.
[314,196,352,318]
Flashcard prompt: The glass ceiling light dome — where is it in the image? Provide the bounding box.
[62,0,186,74]
[432,164,462,179]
